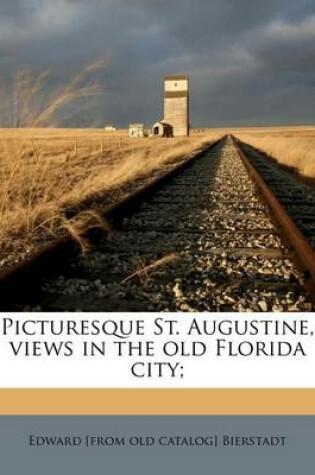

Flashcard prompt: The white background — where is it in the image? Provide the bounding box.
[0,312,314,388]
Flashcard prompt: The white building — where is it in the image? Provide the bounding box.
[152,120,173,137]
[128,123,145,138]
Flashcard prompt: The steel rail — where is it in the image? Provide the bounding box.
[232,135,315,299]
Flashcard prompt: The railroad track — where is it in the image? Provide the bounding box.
[1,135,315,312]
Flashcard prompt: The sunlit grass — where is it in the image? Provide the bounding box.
[230,126,315,179]
[0,128,219,260]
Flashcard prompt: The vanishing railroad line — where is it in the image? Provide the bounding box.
[1,135,315,312]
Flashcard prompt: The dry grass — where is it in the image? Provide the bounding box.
[0,128,220,261]
[227,126,315,179]
[120,253,180,286]
[61,210,112,253]
[1,61,106,128]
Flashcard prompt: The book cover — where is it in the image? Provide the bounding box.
[0,1,314,473]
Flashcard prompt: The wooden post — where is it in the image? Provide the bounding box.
[31,140,39,161]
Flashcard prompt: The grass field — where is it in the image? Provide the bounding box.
[0,128,220,263]
[225,126,315,180]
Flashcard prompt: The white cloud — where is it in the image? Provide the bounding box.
[266,15,315,41]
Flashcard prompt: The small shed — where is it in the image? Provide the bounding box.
[104,126,116,132]
[128,123,145,138]
[152,121,173,138]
